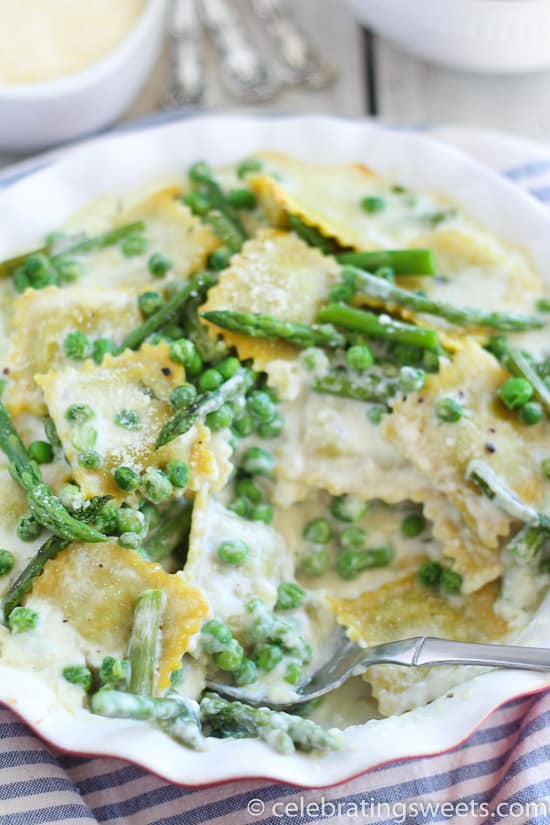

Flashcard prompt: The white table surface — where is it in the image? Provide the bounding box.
[3,0,550,170]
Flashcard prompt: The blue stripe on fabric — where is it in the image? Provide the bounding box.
[57,756,95,769]
[0,776,78,801]
[491,777,550,825]
[0,750,60,769]
[504,160,550,180]
[2,804,95,825]
[77,764,153,795]
[0,721,35,738]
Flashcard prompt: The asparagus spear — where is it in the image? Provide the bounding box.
[91,689,186,721]
[2,536,69,619]
[118,270,217,353]
[345,267,544,332]
[337,249,436,275]
[51,221,146,262]
[159,694,205,750]
[317,303,439,350]
[505,349,550,414]
[156,368,254,447]
[128,589,165,696]
[505,525,548,563]
[312,368,398,403]
[200,693,342,754]
[287,215,340,256]
[202,310,346,349]
[203,210,245,253]
[0,403,107,543]
[180,298,228,363]
[466,459,550,530]
[188,162,247,243]
[142,500,192,562]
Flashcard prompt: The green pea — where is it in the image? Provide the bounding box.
[398,366,426,394]
[0,549,15,576]
[401,513,426,539]
[436,397,464,423]
[217,539,249,566]
[70,425,97,451]
[201,619,232,652]
[13,267,29,293]
[536,298,550,313]
[236,478,263,503]
[65,403,94,423]
[118,531,141,549]
[541,458,550,480]
[367,545,395,567]
[301,347,330,374]
[340,526,366,550]
[9,606,39,633]
[367,404,387,425]
[170,384,197,408]
[140,467,173,504]
[330,494,368,523]
[114,466,140,492]
[197,368,223,392]
[232,412,255,437]
[303,517,332,544]
[93,501,120,535]
[361,195,385,214]
[208,246,233,271]
[169,338,200,371]
[441,568,463,594]
[28,440,53,464]
[77,449,101,469]
[233,657,258,686]
[62,665,93,692]
[214,639,244,671]
[337,546,394,579]
[188,160,214,183]
[242,446,274,476]
[328,283,355,303]
[206,404,233,431]
[498,377,533,409]
[247,390,275,422]
[417,560,443,588]
[250,503,273,524]
[114,409,141,430]
[63,330,93,360]
[56,259,82,284]
[254,643,283,672]
[275,581,306,610]
[299,545,331,577]
[163,324,185,341]
[423,349,440,373]
[138,291,163,316]
[166,460,190,488]
[116,506,144,535]
[228,188,257,210]
[16,513,42,542]
[120,232,147,257]
[148,252,173,278]
[237,157,263,178]
[217,357,241,380]
[284,662,303,686]
[182,190,211,216]
[346,344,374,371]
[520,401,543,426]
[92,337,117,364]
[257,414,284,439]
[24,254,58,289]
[485,334,509,361]
[228,496,251,517]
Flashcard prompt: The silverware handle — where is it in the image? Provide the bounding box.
[414,637,550,671]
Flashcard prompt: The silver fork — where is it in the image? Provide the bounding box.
[206,632,550,709]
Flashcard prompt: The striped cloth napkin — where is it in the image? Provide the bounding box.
[2,123,550,825]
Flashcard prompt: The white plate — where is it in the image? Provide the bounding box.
[2,115,550,787]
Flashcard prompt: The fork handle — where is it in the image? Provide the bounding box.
[414,637,550,671]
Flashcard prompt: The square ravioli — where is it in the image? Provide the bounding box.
[201,228,340,368]
[73,188,220,290]
[6,286,142,416]
[35,343,230,500]
[330,572,508,716]
[383,340,544,549]
[28,540,208,690]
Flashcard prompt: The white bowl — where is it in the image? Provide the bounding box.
[0,0,166,154]
[2,115,550,787]
[349,0,550,74]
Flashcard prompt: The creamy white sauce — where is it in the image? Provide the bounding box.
[0,0,145,85]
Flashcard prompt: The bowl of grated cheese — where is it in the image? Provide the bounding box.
[0,0,167,153]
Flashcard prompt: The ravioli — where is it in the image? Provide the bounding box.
[201,229,339,368]
[6,287,141,416]
[330,572,508,716]
[36,343,229,499]
[75,188,221,290]
[28,540,208,690]
[384,341,544,550]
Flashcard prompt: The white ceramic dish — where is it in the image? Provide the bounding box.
[2,115,550,787]
[349,0,550,74]
[0,0,166,154]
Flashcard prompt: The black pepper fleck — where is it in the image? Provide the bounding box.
[485,442,496,453]
[161,367,171,376]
